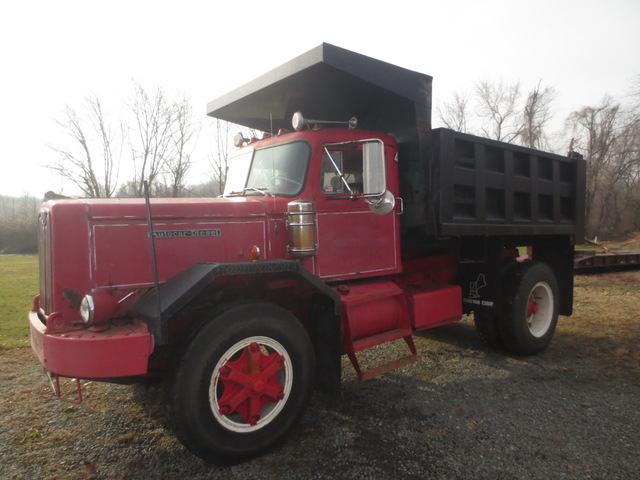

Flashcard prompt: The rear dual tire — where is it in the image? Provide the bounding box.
[501,262,559,355]
[475,262,559,355]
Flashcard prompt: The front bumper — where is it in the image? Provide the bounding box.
[29,310,154,379]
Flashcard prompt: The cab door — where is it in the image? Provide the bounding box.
[313,140,400,280]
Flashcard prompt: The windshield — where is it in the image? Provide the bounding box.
[224,141,310,196]
[224,149,253,195]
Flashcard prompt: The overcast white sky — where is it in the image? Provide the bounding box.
[1,0,639,197]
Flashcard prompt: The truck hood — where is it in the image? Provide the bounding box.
[42,196,274,295]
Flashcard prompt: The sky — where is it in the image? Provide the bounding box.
[1,0,639,197]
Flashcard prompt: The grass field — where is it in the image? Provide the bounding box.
[0,255,37,349]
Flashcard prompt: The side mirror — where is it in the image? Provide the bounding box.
[366,189,396,215]
[362,140,394,215]
[362,140,386,195]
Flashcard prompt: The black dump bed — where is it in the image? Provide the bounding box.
[207,44,585,238]
[430,129,585,237]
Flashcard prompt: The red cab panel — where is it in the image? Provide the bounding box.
[405,284,462,330]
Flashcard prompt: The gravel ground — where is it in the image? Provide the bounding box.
[2,273,639,479]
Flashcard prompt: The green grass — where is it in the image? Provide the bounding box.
[0,255,38,349]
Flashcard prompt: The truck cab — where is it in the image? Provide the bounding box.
[223,124,401,281]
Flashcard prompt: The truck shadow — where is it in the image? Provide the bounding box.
[413,318,487,351]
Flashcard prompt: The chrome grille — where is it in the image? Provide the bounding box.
[38,209,52,314]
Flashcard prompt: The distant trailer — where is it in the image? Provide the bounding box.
[574,249,640,271]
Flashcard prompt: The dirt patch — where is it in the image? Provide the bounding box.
[561,270,640,381]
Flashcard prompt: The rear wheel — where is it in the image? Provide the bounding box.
[167,302,314,464]
[500,262,559,355]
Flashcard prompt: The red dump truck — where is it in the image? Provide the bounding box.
[29,44,586,464]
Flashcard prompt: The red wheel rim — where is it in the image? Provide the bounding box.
[209,336,292,432]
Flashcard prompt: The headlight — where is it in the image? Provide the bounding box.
[80,295,95,324]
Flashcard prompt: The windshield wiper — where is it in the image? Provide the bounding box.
[243,187,275,197]
[223,187,275,197]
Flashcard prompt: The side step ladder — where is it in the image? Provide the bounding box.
[347,331,417,381]
[339,281,418,381]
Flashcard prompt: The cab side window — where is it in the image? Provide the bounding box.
[320,149,363,195]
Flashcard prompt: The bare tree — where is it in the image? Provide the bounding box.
[629,74,640,112]
[210,118,233,196]
[566,96,640,235]
[439,80,557,149]
[48,82,200,199]
[612,111,640,231]
[518,81,556,150]
[125,82,200,197]
[208,119,262,195]
[567,97,618,232]
[626,76,640,231]
[46,95,120,197]
[475,80,522,142]
[437,90,471,133]
[160,95,198,197]
[126,81,177,196]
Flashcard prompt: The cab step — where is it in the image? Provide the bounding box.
[348,334,417,381]
[338,281,417,381]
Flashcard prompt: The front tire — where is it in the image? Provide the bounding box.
[500,262,559,355]
[167,302,314,464]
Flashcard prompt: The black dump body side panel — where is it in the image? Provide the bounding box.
[207,43,433,229]
[429,129,586,238]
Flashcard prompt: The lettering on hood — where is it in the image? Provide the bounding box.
[153,229,221,239]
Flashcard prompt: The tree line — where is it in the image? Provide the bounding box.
[0,195,39,253]
[437,76,640,238]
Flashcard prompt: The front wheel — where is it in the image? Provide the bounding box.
[500,262,559,355]
[167,302,315,464]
